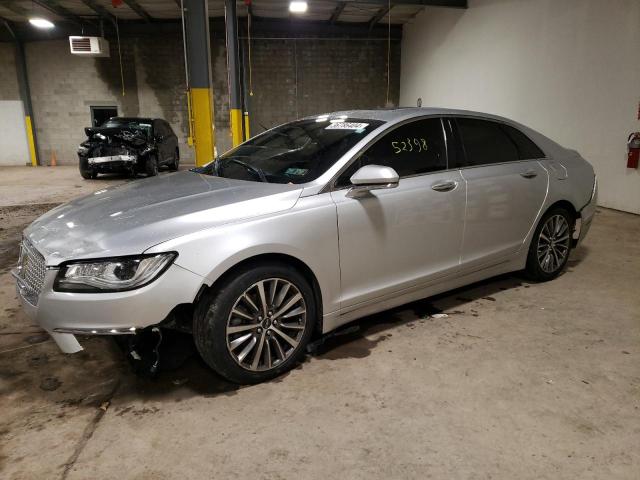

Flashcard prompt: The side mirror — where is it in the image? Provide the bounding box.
[347,164,399,198]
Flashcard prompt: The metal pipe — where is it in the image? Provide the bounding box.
[225,0,243,147]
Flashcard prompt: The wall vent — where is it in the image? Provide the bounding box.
[69,36,110,57]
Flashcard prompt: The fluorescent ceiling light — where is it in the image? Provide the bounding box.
[289,1,308,13]
[29,18,55,29]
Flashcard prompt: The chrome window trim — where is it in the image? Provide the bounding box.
[441,117,450,169]
[322,114,548,194]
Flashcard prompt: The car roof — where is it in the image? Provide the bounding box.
[306,107,520,123]
[108,117,157,123]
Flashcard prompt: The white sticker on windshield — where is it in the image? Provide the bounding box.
[325,122,369,130]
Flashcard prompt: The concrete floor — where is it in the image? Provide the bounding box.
[0,166,638,480]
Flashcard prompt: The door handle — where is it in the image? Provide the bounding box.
[520,170,538,179]
[431,181,458,192]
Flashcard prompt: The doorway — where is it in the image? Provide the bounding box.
[90,106,118,127]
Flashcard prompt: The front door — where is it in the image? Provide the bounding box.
[330,118,466,308]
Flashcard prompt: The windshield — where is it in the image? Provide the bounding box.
[102,118,153,137]
[193,117,383,184]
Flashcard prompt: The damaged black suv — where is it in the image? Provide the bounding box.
[77,117,180,179]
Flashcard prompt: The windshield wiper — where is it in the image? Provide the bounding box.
[226,158,269,183]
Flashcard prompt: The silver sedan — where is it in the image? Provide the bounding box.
[13,108,597,384]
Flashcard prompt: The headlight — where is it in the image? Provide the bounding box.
[54,253,177,293]
[78,145,90,155]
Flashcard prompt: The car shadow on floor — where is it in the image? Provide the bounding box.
[116,244,590,399]
[312,244,591,362]
[114,274,527,400]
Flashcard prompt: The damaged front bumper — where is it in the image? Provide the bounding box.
[13,262,205,354]
[88,154,137,165]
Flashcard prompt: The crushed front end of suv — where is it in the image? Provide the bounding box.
[77,117,179,179]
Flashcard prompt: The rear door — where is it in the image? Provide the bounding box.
[153,120,171,165]
[162,120,178,161]
[331,117,466,308]
[452,117,548,269]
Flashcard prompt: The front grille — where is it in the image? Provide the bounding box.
[15,239,46,306]
[105,145,129,156]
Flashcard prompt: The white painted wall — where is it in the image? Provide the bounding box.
[400,0,640,214]
[0,100,29,166]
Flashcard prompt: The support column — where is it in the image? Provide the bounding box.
[225,0,243,147]
[240,31,251,141]
[15,41,38,167]
[184,0,216,166]
[3,20,39,166]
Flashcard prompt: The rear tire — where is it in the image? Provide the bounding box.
[169,148,180,171]
[145,154,158,177]
[525,207,574,281]
[193,262,316,384]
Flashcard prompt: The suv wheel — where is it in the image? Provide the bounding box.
[194,262,316,384]
[145,154,158,177]
[525,207,574,281]
[169,148,180,171]
[79,159,96,179]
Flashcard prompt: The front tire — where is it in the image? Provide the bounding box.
[525,207,574,281]
[194,262,316,384]
[79,158,96,179]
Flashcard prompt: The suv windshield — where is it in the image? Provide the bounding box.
[102,118,153,137]
[193,117,383,184]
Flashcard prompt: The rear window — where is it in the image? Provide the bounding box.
[501,124,545,159]
[456,118,519,166]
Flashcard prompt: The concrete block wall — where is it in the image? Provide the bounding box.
[211,37,232,154]
[0,43,20,101]
[1,31,400,166]
[134,33,194,162]
[248,38,401,136]
[25,40,134,165]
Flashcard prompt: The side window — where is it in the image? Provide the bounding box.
[500,124,545,159]
[336,118,446,186]
[162,121,174,137]
[153,120,162,137]
[456,118,519,167]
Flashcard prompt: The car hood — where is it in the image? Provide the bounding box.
[25,172,302,266]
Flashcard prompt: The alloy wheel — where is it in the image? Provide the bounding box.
[225,278,307,372]
[537,214,571,273]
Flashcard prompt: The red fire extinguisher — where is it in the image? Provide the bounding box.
[628,132,640,169]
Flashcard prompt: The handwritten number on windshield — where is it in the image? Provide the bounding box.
[391,138,428,154]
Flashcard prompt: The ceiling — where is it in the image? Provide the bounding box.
[0,1,466,27]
